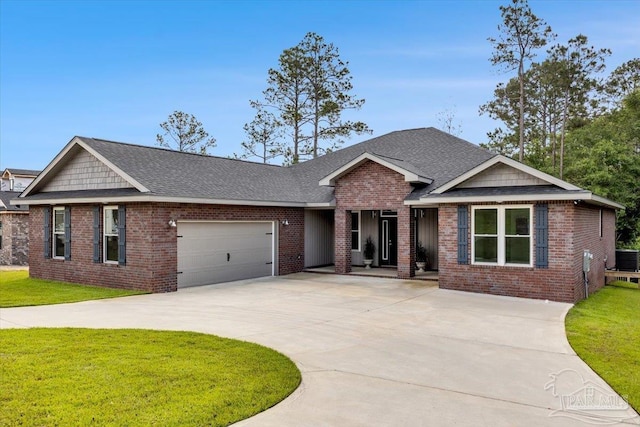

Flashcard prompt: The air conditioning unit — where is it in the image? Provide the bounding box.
[615,249,639,272]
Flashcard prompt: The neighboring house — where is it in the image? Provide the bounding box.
[1,168,40,192]
[0,191,30,265]
[14,128,622,302]
[0,168,39,265]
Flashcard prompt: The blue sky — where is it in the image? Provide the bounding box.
[1,0,638,170]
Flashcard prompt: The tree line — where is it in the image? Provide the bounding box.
[483,0,639,247]
[153,2,639,248]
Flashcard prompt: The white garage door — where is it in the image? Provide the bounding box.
[177,221,274,288]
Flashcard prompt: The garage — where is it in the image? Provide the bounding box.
[177,221,275,288]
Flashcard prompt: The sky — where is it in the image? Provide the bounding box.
[1,0,639,171]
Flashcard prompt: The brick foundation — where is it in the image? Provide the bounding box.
[29,203,304,292]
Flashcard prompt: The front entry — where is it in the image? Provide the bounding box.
[379,216,398,266]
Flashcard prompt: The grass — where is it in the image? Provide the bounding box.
[0,328,301,426]
[565,281,640,412]
[0,270,145,307]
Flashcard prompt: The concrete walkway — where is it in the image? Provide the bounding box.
[1,273,638,426]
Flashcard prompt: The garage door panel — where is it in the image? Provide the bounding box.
[177,222,274,288]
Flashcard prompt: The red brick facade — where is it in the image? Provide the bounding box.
[333,160,415,278]
[438,201,616,303]
[29,203,304,292]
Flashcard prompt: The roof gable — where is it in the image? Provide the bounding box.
[21,137,148,197]
[319,152,433,186]
[432,155,580,194]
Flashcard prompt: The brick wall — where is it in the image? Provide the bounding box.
[29,203,305,292]
[333,160,414,276]
[438,201,616,303]
[0,212,29,265]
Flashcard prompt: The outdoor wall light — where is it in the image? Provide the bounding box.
[168,219,177,228]
[281,219,289,226]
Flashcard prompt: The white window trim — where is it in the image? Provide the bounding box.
[52,206,65,259]
[471,205,533,268]
[351,211,361,252]
[103,205,119,264]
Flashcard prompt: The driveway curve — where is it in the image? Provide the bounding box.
[1,273,638,426]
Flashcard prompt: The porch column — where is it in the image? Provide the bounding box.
[397,206,415,279]
[335,208,352,274]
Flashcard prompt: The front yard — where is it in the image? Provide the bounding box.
[0,328,301,426]
[565,281,640,412]
[0,270,145,307]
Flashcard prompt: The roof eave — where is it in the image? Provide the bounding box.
[406,191,623,209]
[11,194,327,208]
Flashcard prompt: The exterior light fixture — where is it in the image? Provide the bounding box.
[168,219,177,228]
[281,219,289,226]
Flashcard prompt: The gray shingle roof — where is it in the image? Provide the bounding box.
[0,191,28,211]
[3,168,40,176]
[290,127,495,202]
[28,128,497,205]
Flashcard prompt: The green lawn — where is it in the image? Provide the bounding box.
[0,270,145,307]
[0,328,301,426]
[565,281,640,412]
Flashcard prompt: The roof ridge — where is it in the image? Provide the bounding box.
[81,136,285,169]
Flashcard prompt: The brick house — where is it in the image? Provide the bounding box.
[1,169,40,266]
[14,128,621,302]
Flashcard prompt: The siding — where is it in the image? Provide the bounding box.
[41,146,132,192]
[304,209,334,267]
[416,208,438,270]
[458,163,547,188]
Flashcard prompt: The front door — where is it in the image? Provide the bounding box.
[379,217,397,266]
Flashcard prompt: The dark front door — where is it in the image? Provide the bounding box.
[379,217,397,266]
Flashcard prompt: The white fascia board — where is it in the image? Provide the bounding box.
[75,138,149,193]
[407,191,623,210]
[432,155,581,194]
[319,152,432,186]
[12,194,310,207]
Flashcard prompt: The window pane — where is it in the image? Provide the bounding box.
[105,208,118,235]
[474,236,497,263]
[351,212,358,232]
[351,231,359,250]
[505,208,530,236]
[106,236,119,262]
[506,237,530,264]
[54,210,65,233]
[474,209,497,234]
[55,234,65,257]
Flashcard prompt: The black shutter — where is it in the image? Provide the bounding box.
[43,206,51,259]
[118,205,126,265]
[458,205,469,265]
[64,206,71,260]
[535,204,549,268]
[93,206,101,263]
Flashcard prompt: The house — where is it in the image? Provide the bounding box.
[13,128,622,302]
[1,168,40,192]
[1,169,40,265]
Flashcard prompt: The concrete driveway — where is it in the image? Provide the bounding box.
[1,273,638,426]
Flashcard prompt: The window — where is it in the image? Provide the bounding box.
[351,211,360,251]
[599,209,603,238]
[104,206,119,263]
[472,205,532,266]
[53,207,65,258]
